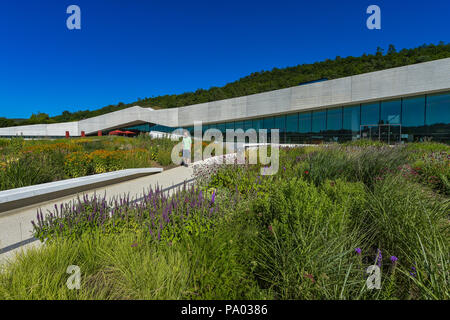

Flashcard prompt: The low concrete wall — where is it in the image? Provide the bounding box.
[0,168,163,213]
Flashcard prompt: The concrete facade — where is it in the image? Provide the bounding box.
[1,58,449,137]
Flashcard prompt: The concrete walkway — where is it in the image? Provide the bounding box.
[0,165,194,265]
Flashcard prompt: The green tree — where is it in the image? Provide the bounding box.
[387,44,397,55]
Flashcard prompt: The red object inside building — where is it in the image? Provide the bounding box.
[108,130,136,136]
[108,130,125,135]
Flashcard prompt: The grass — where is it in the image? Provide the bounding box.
[0,141,448,300]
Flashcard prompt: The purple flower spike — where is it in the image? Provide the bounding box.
[355,248,361,255]
[376,249,382,267]
[390,256,398,263]
[211,190,216,205]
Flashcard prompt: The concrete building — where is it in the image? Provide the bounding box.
[1,58,449,143]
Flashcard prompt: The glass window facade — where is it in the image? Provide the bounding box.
[263,117,275,130]
[312,111,326,133]
[361,102,380,126]
[426,92,450,142]
[234,121,244,130]
[286,114,298,133]
[175,91,449,144]
[252,119,262,131]
[380,100,401,124]
[343,105,360,133]
[244,120,252,130]
[426,92,450,126]
[402,96,425,127]
[274,115,286,132]
[299,112,311,133]
[327,107,343,131]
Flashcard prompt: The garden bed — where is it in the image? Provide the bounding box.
[0,135,178,192]
[0,141,448,300]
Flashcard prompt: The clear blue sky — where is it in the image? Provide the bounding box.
[0,0,449,118]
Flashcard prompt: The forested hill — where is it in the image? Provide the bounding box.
[1,42,449,127]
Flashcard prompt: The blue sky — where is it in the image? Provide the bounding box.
[0,0,449,118]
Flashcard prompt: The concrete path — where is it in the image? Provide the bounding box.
[0,165,194,265]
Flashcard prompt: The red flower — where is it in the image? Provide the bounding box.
[304,273,315,283]
[304,170,309,175]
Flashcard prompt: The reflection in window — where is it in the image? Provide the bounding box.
[361,102,380,125]
[299,112,311,133]
[217,123,226,134]
[263,117,275,129]
[380,100,401,124]
[252,119,262,131]
[312,111,326,133]
[234,121,244,130]
[402,96,425,127]
[327,107,343,131]
[226,122,234,131]
[244,120,252,130]
[286,114,298,133]
[426,92,450,126]
[343,105,360,132]
[275,115,286,132]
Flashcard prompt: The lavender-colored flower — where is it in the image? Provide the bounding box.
[210,190,216,205]
[410,266,417,278]
[355,247,361,255]
[390,256,398,263]
[376,249,382,267]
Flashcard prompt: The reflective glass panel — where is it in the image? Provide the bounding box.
[299,112,311,133]
[286,113,298,133]
[380,100,401,124]
[426,92,450,125]
[361,102,380,125]
[402,96,425,127]
[343,105,360,132]
[327,107,343,131]
[312,111,326,133]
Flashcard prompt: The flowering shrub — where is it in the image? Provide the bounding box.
[90,150,125,173]
[64,152,93,178]
[411,151,450,194]
[24,142,82,155]
[32,183,220,244]
[0,137,176,190]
